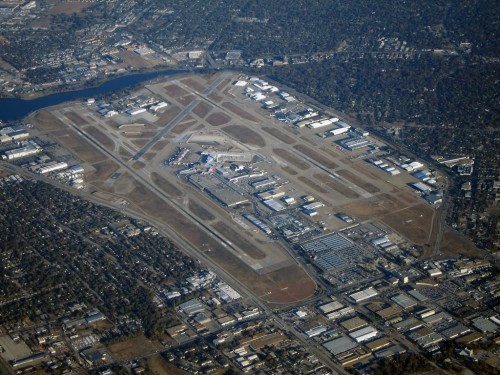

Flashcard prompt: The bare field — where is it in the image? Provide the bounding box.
[273,148,310,169]
[164,84,189,100]
[116,50,154,68]
[339,193,406,218]
[440,229,484,257]
[151,140,169,152]
[64,110,88,126]
[192,101,213,118]
[181,77,206,92]
[151,172,183,197]
[171,120,197,134]
[223,125,266,148]
[89,160,120,181]
[177,94,196,106]
[86,126,114,150]
[131,139,148,148]
[146,355,192,375]
[108,334,161,360]
[298,176,329,194]
[336,169,380,193]
[187,199,216,221]
[281,166,298,175]
[55,131,107,164]
[294,144,338,169]
[212,221,266,259]
[33,110,67,131]
[206,112,231,126]
[263,127,295,144]
[260,265,317,304]
[350,162,384,181]
[314,173,359,198]
[48,1,89,14]
[381,204,434,244]
[320,146,341,158]
[208,92,223,102]
[118,147,132,160]
[132,161,146,170]
[158,106,182,124]
[222,101,259,122]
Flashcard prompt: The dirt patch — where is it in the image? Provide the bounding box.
[158,106,182,125]
[171,120,197,134]
[222,102,259,122]
[64,111,88,126]
[151,172,183,197]
[294,144,338,169]
[223,125,266,148]
[181,78,206,92]
[177,94,196,106]
[116,50,154,68]
[339,193,406,218]
[118,147,132,160]
[33,110,67,131]
[188,199,216,221]
[90,160,120,181]
[108,335,162,360]
[151,140,169,152]
[440,229,484,257]
[146,355,190,375]
[273,148,309,169]
[320,146,341,158]
[131,139,148,148]
[281,166,298,175]
[86,126,114,151]
[48,1,89,14]
[55,131,107,164]
[192,101,213,118]
[212,221,266,259]
[132,161,146,170]
[298,176,329,194]
[336,169,380,193]
[164,84,189,100]
[381,204,434,244]
[217,78,231,91]
[263,127,295,144]
[208,92,223,102]
[314,173,359,198]
[206,112,231,126]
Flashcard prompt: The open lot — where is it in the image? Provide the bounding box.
[108,334,162,360]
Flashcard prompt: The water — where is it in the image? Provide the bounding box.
[0,69,189,122]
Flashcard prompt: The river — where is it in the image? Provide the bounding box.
[0,69,190,122]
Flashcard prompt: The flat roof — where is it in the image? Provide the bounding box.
[323,336,357,356]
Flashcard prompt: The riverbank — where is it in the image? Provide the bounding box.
[0,68,196,122]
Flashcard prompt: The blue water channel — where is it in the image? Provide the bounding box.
[0,69,190,122]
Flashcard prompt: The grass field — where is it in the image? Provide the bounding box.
[336,169,380,193]
[86,126,115,151]
[192,101,213,118]
[108,334,162,360]
[151,172,183,198]
[212,221,266,259]
[222,101,259,122]
[64,110,88,126]
[314,173,359,198]
[187,198,216,221]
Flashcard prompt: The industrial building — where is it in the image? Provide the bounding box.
[2,140,42,160]
[349,287,378,303]
[323,336,358,356]
[36,161,68,174]
[349,326,378,343]
[339,136,373,151]
[189,174,249,207]
[391,293,418,309]
[0,125,29,144]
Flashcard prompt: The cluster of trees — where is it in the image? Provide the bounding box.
[0,180,204,339]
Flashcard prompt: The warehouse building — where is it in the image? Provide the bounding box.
[349,287,378,303]
[3,140,42,160]
[323,336,358,356]
[0,125,29,144]
[349,326,378,343]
